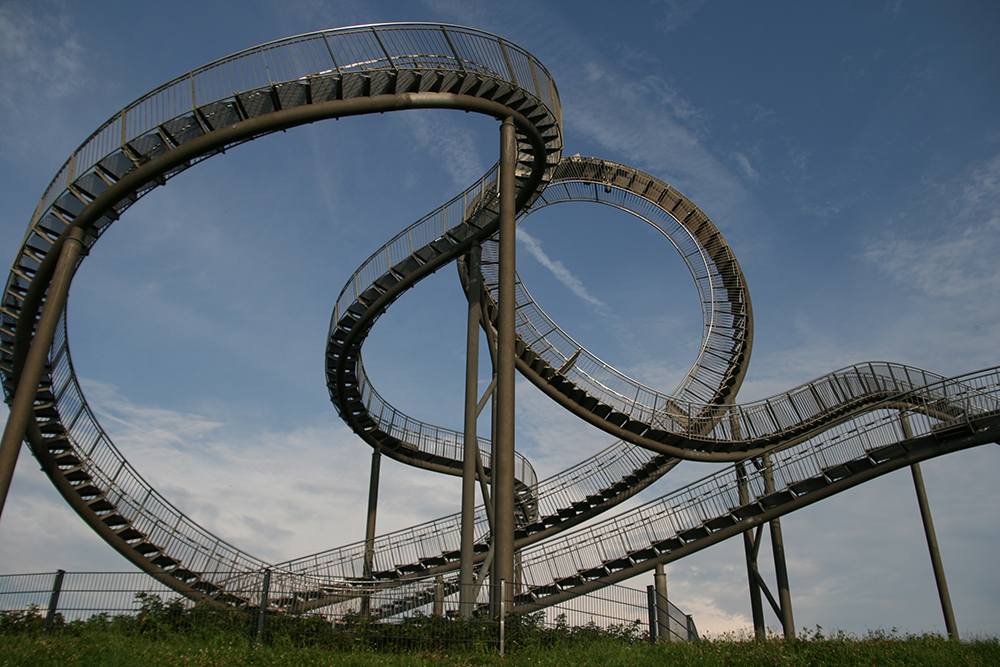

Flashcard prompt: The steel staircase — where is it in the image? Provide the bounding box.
[506,367,1000,611]
[0,25,564,603]
[2,25,996,622]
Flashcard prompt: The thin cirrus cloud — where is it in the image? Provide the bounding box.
[560,62,756,231]
[516,227,607,312]
[863,153,1000,308]
[0,4,86,107]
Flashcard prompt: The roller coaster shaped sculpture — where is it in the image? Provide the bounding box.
[1,25,998,625]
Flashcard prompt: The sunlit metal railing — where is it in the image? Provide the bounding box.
[278,365,998,596]
[44,314,268,577]
[354,357,537,491]
[325,157,748,516]
[25,24,560,232]
[3,20,995,622]
[480,157,751,419]
[2,23,562,599]
[276,438,671,579]
[513,367,1000,593]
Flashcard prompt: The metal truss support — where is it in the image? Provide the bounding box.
[762,454,795,639]
[460,243,483,617]
[0,226,85,523]
[738,457,795,640]
[738,461,766,639]
[43,570,65,635]
[493,116,517,612]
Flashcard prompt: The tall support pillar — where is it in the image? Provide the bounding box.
[900,412,958,639]
[762,453,795,640]
[737,461,766,640]
[459,244,483,618]
[492,116,517,611]
[911,461,959,640]
[361,444,382,618]
[0,226,86,522]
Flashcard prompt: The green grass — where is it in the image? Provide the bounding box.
[2,628,998,667]
[2,597,997,666]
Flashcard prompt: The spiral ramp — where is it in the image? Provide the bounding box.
[0,24,563,605]
[2,24,998,618]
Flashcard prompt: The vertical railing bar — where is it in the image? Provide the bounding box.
[370,27,396,72]
[497,39,516,84]
[441,27,466,72]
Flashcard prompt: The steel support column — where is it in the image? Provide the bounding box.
[256,569,271,644]
[762,454,795,640]
[460,243,483,617]
[900,412,958,639]
[361,444,381,617]
[911,461,959,640]
[492,116,517,611]
[737,461,766,639]
[0,226,85,522]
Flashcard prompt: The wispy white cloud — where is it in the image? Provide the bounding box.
[0,1,90,161]
[400,111,485,189]
[65,379,448,563]
[561,62,755,231]
[863,153,1000,301]
[81,379,225,453]
[653,0,709,33]
[0,2,86,106]
[748,103,775,125]
[731,152,760,182]
[516,227,607,312]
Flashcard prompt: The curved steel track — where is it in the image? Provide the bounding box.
[2,24,998,614]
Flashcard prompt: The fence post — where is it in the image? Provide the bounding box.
[256,569,271,644]
[646,585,658,642]
[497,579,506,656]
[687,614,698,641]
[654,563,670,642]
[43,569,65,635]
[433,575,444,616]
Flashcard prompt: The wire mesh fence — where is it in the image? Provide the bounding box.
[0,570,697,652]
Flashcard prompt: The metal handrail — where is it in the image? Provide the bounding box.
[2,23,562,599]
[276,437,669,578]
[4,21,995,618]
[513,366,1000,591]
[326,157,749,498]
[480,158,750,413]
[25,24,559,230]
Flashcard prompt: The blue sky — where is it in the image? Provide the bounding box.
[1,0,998,637]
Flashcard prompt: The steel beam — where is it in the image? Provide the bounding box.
[911,461,959,640]
[492,116,517,611]
[901,412,959,639]
[460,244,483,617]
[737,461,766,639]
[763,454,795,639]
[0,226,85,522]
[361,444,381,617]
